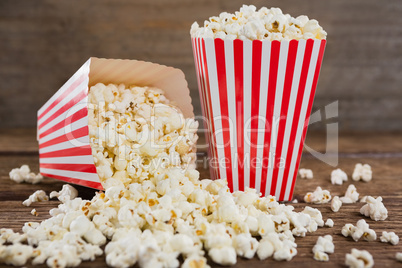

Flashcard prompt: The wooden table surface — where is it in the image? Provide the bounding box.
[1,128,401,267]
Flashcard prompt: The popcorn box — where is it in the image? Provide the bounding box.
[37,57,193,190]
[192,38,326,201]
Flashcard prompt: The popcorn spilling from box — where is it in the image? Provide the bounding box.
[1,83,332,268]
[190,5,327,40]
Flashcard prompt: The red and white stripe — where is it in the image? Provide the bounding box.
[37,59,102,190]
[192,37,326,201]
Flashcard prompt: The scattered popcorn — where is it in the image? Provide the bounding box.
[9,165,43,184]
[190,5,327,41]
[291,199,298,203]
[31,209,38,217]
[299,168,313,179]
[304,186,331,204]
[0,243,34,266]
[396,252,402,262]
[340,184,359,204]
[331,196,342,212]
[312,235,334,261]
[352,163,372,182]
[330,168,348,185]
[50,184,78,203]
[325,219,334,228]
[0,229,27,245]
[360,196,388,221]
[380,231,399,245]
[341,219,377,242]
[345,249,374,268]
[22,190,49,207]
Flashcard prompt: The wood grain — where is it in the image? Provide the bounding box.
[0,130,402,267]
[0,0,402,131]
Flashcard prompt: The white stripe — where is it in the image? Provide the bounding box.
[38,77,89,127]
[254,40,271,194]
[38,96,88,138]
[224,40,238,191]
[39,136,90,154]
[38,59,91,117]
[275,40,306,199]
[40,168,100,182]
[204,39,226,182]
[265,41,289,198]
[39,117,88,144]
[40,155,95,164]
[243,40,252,191]
[285,40,322,200]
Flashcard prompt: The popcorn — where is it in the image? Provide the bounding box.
[299,168,313,179]
[50,184,78,203]
[22,190,49,207]
[0,243,33,266]
[190,5,327,40]
[340,184,359,204]
[208,246,237,266]
[352,163,372,182]
[232,233,258,259]
[396,252,402,262]
[345,249,374,268]
[304,186,331,204]
[325,219,334,228]
[380,231,399,245]
[330,168,348,185]
[360,196,388,221]
[331,196,342,212]
[312,235,334,261]
[2,84,336,267]
[31,209,38,216]
[341,219,377,242]
[9,165,43,184]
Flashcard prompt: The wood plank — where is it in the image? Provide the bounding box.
[0,152,401,267]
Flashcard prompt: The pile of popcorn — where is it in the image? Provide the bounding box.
[0,84,329,268]
[1,83,401,268]
[87,83,199,188]
[190,5,327,41]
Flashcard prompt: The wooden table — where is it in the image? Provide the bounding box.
[1,128,401,267]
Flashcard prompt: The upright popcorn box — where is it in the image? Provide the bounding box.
[37,58,193,190]
[192,38,326,201]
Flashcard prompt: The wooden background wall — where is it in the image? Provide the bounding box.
[0,0,401,131]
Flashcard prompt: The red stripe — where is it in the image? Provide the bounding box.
[39,107,88,140]
[249,40,262,189]
[40,146,92,158]
[39,126,88,149]
[38,74,87,120]
[196,38,215,180]
[260,41,281,196]
[289,40,326,199]
[41,173,103,190]
[201,38,220,181]
[38,89,87,130]
[214,38,233,190]
[279,40,314,201]
[234,39,244,191]
[192,38,210,172]
[268,40,298,199]
[40,163,97,173]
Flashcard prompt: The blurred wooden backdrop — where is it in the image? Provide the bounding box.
[0,0,401,131]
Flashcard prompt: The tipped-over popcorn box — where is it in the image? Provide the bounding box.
[37,58,193,190]
[192,38,326,201]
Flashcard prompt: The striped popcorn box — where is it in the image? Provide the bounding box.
[37,57,193,190]
[192,38,326,201]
